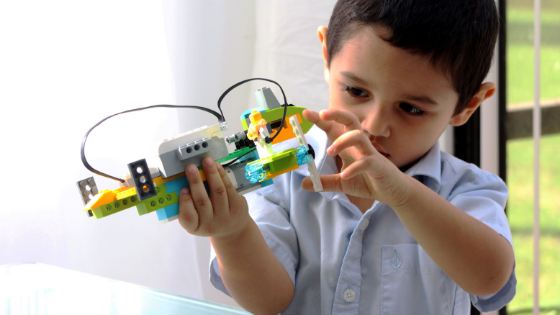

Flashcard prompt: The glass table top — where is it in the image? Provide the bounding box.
[0,263,250,315]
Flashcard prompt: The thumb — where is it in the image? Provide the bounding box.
[302,175,344,193]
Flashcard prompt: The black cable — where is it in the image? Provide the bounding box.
[221,147,257,168]
[83,78,289,182]
[81,104,223,183]
[217,78,289,142]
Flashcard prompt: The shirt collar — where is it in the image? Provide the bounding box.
[402,141,442,192]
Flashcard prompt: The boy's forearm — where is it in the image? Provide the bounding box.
[210,218,294,315]
[392,175,514,296]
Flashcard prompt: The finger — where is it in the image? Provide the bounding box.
[185,164,213,223]
[178,188,199,233]
[302,174,344,193]
[216,162,245,212]
[340,156,383,179]
[216,162,238,196]
[202,157,229,217]
[303,109,344,142]
[327,129,376,156]
[319,109,362,131]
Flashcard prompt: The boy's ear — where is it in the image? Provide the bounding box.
[317,26,329,83]
[449,82,497,126]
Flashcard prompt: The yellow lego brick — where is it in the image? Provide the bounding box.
[153,172,184,186]
[83,189,116,212]
[116,187,137,200]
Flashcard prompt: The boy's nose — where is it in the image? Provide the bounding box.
[361,106,390,138]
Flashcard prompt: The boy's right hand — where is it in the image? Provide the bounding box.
[178,156,251,240]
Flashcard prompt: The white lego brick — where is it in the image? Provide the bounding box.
[307,160,323,192]
[289,115,323,192]
[289,115,308,147]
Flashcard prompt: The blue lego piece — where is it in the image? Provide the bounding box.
[260,179,274,187]
[164,176,188,195]
[163,174,211,196]
[157,176,212,222]
[295,145,312,165]
[156,204,179,221]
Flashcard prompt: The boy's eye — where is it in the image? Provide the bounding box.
[343,86,369,98]
[400,103,425,117]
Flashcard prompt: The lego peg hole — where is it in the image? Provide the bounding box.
[202,142,208,148]
[140,176,146,184]
[142,185,148,193]
[87,194,93,200]
[136,166,143,174]
[194,144,200,151]
[186,147,192,154]
[85,185,91,191]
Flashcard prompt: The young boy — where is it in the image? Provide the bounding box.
[177,0,516,314]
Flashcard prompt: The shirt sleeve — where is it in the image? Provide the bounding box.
[447,169,516,312]
[209,183,299,297]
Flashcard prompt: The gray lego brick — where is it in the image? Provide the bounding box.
[159,136,229,178]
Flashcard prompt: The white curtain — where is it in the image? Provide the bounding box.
[0,0,205,301]
[161,0,257,306]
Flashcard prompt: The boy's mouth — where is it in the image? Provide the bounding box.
[371,142,390,158]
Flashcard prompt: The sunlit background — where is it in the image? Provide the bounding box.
[505,0,560,313]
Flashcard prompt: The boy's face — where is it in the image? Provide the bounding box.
[321,25,490,169]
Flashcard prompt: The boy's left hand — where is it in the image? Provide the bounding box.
[302,109,412,207]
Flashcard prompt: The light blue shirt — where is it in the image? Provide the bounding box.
[210,125,516,314]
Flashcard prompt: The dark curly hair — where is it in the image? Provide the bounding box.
[326,0,500,115]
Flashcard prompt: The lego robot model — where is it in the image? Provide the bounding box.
[77,84,323,223]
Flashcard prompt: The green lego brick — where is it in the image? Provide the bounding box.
[136,185,179,216]
[266,149,299,173]
[90,184,180,219]
[216,147,256,164]
[248,148,299,174]
[90,194,141,219]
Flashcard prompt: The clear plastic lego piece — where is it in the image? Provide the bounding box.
[245,162,267,183]
[295,145,312,166]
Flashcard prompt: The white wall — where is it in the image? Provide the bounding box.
[248,0,337,112]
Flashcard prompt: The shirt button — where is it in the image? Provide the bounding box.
[359,218,370,231]
[343,289,356,302]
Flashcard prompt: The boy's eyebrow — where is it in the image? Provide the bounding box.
[341,71,370,87]
[401,93,439,106]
